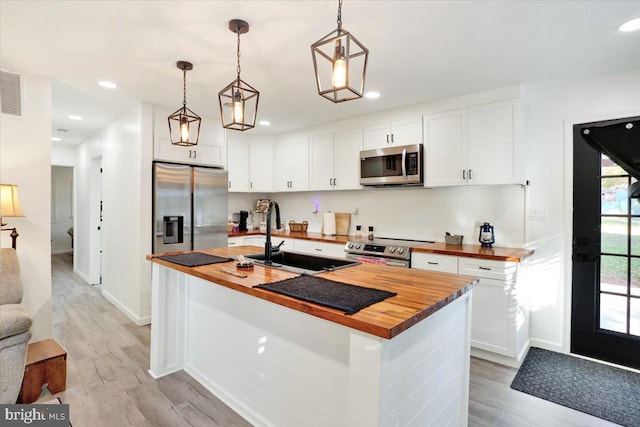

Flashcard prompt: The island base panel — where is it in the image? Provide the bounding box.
[151,265,471,426]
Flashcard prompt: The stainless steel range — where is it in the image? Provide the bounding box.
[344,238,433,268]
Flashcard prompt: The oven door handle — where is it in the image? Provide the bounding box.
[401,148,407,180]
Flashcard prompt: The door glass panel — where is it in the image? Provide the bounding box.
[632,258,640,297]
[600,255,628,293]
[632,218,640,256]
[631,298,640,336]
[601,177,628,215]
[600,294,628,333]
[601,217,628,255]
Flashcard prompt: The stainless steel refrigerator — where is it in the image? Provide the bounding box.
[153,162,228,253]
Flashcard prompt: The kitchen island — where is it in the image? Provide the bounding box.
[147,246,478,427]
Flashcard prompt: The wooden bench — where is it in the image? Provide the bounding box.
[19,339,67,403]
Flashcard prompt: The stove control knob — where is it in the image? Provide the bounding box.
[389,247,396,253]
[348,243,354,249]
[355,243,361,249]
[398,248,405,254]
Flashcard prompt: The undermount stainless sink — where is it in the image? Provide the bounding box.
[246,251,360,275]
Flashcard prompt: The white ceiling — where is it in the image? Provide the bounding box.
[1,1,639,145]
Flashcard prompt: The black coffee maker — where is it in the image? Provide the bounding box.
[239,210,249,231]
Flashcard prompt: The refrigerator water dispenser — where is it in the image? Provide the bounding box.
[163,216,184,244]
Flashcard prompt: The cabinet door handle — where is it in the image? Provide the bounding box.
[462,170,466,180]
[250,182,253,189]
[386,134,389,144]
[228,181,231,188]
[478,266,491,271]
[189,149,192,158]
[468,169,472,180]
[428,261,439,265]
[315,248,323,252]
[194,150,197,159]
[391,134,394,144]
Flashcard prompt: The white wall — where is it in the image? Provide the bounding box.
[523,69,640,353]
[51,166,73,254]
[75,137,102,284]
[51,144,77,167]
[0,73,52,342]
[230,186,525,247]
[99,103,153,325]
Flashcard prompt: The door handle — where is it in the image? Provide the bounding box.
[401,148,407,180]
[463,170,466,180]
[189,150,192,158]
[468,169,472,180]
[386,134,389,144]
[391,134,394,144]
[194,150,197,159]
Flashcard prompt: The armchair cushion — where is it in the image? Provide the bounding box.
[0,248,23,305]
[0,304,32,341]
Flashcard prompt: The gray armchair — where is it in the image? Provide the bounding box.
[0,248,32,404]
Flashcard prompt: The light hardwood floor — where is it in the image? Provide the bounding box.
[47,254,618,426]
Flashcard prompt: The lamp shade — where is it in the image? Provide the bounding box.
[0,184,24,217]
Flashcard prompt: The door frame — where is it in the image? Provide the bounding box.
[562,108,640,355]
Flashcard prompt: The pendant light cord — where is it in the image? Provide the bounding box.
[236,30,242,80]
[337,0,343,31]
[182,69,187,107]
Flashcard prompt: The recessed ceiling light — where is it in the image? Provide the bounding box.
[98,80,117,89]
[51,137,61,141]
[68,115,82,120]
[259,120,271,126]
[619,17,640,32]
[364,91,380,99]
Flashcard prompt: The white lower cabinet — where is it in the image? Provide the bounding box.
[228,236,244,247]
[244,235,266,248]
[293,239,346,258]
[411,253,458,273]
[412,252,528,366]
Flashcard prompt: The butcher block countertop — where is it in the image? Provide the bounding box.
[147,245,478,339]
[230,230,534,262]
[411,243,534,262]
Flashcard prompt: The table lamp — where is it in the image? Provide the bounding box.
[1,184,25,250]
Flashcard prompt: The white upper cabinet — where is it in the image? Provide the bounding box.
[309,134,335,191]
[309,128,362,191]
[423,109,468,186]
[153,106,225,167]
[423,99,522,187]
[334,128,363,190]
[467,100,521,185]
[273,136,309,192]
[363,117,422,150]
[227,142,249,192]
[249,143,273,192]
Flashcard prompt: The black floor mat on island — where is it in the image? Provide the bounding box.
[156,252,233,267]
[254,275,397,315]
[510,347,640,426]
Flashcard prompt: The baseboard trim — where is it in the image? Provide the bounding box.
[52,249,73,255]
[101,289,151,326]
[73,269,93,285]
[185,365,265,427]
[529,338,566,354]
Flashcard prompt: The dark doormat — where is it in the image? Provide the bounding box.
[511,347,640,426]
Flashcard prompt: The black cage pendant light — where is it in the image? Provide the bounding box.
[311,0,369,103]
[218,19,259,131]
[168,61,201,146]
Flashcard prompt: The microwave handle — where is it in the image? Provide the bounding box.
[401,148,407,180]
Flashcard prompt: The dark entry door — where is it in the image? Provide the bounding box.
[571,121,640,370]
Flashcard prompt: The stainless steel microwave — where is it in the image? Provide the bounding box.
[360,144,423,186]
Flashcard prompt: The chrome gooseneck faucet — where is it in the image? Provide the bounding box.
[264,200,282,265]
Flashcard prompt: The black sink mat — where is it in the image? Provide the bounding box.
[254,275,397,315]
[156,252,233,267]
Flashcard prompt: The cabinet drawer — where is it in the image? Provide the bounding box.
[458,257,518,282]
[411,253,458,274]
[294,239,346,258]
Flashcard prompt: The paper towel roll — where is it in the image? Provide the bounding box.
[323,212,336,236]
